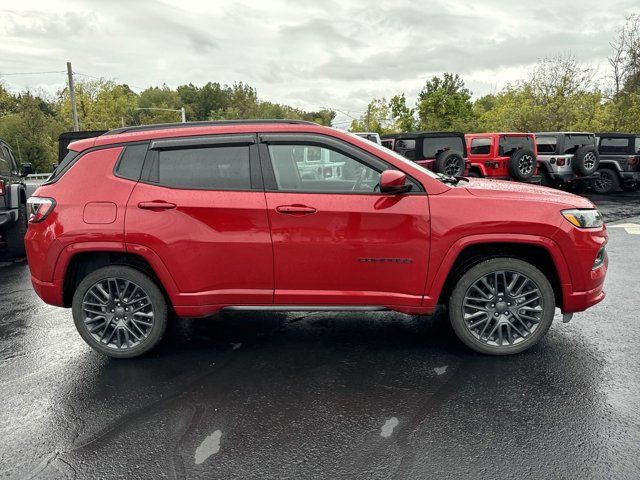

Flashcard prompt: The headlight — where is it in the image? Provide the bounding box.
[561,209,603,228]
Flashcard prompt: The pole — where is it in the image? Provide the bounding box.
[67,62,79,132]
[181,107,186,123]
[365,104,371,131]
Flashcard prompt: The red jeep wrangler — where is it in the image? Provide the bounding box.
[465,133,540,182]
[25,120,607,358]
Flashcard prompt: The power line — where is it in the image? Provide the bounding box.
[0,70,66,76]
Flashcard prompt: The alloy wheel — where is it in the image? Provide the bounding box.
[518,154,534,176]
[584,152,596,170]
[81,277,155,350]
[594,172,612,192]
[444,157,462,176]
[461,270,544,347]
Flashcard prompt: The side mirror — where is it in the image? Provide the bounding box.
[20,163,33,177]
[380,170,412,194]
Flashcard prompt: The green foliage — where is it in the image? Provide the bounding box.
[416,73,476,131]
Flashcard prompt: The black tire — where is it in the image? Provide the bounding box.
[2,203,27,259]
[592,168,620,194]
[508,148,536,180]
[539,170,553,188]
[466,170,481,178]
[621,181,640,192]
[435,151,465,176]
[572,146,599,176]
[449,257,555,355]
[72,265,168,358]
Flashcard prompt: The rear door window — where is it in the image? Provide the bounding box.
[563,135,595,154]
[536,136,557,154]
[498,136,533,156]
[149,145,251,190]
[422,137,464,158]
[599,137,629,154]
[470,138,491,155]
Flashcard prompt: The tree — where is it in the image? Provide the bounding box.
[416,73,476,131]
[349,98,392,133]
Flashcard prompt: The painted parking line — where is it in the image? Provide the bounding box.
[609,223,640,234]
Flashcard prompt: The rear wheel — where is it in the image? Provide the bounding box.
[449,258,555,355]
[1,203,27,259]
[572,146,599,176]
[592,168,619,194]
[72,266,168,358]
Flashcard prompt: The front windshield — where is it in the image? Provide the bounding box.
[345,132,441,180]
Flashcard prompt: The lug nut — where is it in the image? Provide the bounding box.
[491,304,495,308]
[494,312,499,317]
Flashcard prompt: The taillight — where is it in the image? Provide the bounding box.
[557,158,566,166]
[323,167,332,178]
[26,197,56,223]
[0,181,4,196]
[628,156,640,166]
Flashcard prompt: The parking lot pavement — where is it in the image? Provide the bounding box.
[1,196,639,479]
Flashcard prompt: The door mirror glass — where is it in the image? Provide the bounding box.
[380,170,411,194]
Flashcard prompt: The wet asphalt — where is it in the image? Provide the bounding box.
[1,193,639,479]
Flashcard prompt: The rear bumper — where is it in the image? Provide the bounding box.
[620,171,640,183]
[548,171,600,183]
[0,209,18,228]
[31,275,64,307]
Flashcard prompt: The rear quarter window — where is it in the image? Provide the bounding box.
[563,135,595,154]
[115,143,149,181]
[536,136,557,154]
[393,139,416,160]
[599,137,629,154]
[470,138,491,155]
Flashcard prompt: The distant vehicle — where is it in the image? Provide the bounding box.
[0,138,32,258]
[58,130,107,164]
[465,133,540,182]
[25,120,607,358]
[25,173,52,198]
[592,133,640,194]
[381,132,468,177]
[353,132,381,144]
[534,132,600,188]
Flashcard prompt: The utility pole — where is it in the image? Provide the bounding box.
[365,104,371,131]
[181,107,186,123]
[67,62,79,131]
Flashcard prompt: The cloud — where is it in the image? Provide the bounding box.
[0,0,637,125]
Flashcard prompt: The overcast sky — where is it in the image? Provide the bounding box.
[1,0,638,127]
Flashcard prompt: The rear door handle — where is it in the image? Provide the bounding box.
[276,205,317,215]
[138,201,177,211]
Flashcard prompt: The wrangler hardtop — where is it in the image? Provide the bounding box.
[465,132,539,182]
[534,132,600,187]
[592,132,640,193]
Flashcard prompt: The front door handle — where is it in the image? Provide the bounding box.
[276,205,317,215]
[138,201,177,211]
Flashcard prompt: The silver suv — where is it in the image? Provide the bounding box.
[535,132,600,187]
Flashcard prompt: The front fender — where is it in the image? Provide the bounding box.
[422,233,572,309]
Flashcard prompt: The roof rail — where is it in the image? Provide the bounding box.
[103,119,318,136]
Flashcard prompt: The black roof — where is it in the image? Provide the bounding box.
[534,132,595,136]
[104,119,317,136]
[595,132,639,137]
[381,131,464,139]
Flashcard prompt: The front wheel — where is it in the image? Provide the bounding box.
[449,258,555,355]
[72,266,168,358]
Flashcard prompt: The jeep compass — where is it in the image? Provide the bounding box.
[25,120,607,358]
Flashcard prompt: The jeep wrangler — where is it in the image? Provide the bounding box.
[592,133,640,194]
[534,132,600,188]
[465,133,540,182]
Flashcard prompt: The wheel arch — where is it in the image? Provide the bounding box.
[426,236,570,310]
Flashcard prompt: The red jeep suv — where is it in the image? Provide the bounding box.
[25,120,608,358]
[465,133,540,182]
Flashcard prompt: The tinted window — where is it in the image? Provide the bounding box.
[48,150,79,182]
[599,137,629,154]
[536,136,557,154]
[0,146,10,175]
[422,137,464,158]
[563,135,594,154]
[499,136,533,156]
[470,138,491,155]
[152,146,250,189]
[115,143,149,180]
[268,144,381,193]
[393,139,416,160]
[381,139,393,149]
